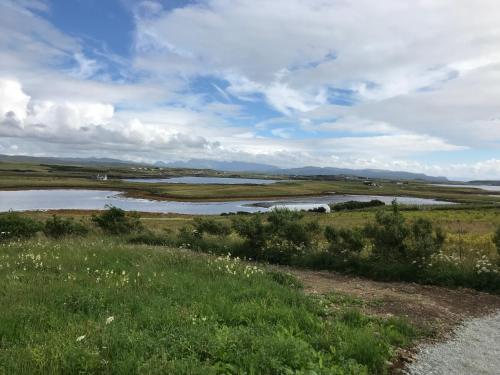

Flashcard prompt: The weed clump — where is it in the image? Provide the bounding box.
[330,199,385,211]
[232,209,320,264]
[364,201,444,267]
[193,217,231,237]
[494,226,500,258]
[92,206,142,235]
[43,215,89,238]
[0,212,42,240]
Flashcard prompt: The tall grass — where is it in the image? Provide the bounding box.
[0,238,416,374]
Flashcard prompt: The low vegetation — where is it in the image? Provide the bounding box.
[330,200,385,212]
[0,238,418,374]
[91,206,142,235]
[0,212,42,240]
[1,203,499,293]
[131,203,500,293]
[43,215,89,239]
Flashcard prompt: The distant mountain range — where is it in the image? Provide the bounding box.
[155,159,279,173]
[0,154,145,167]
[0,154,448,182]
[275,166,448,182]
[157,159,448,182]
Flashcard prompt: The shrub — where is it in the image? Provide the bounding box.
[91,206,142,235]
[406,218,445,267]
[364,201,409,262]
[364,201,444,267]
[330,200,385,212]
[494,226,500,257]
[127,231,172,246]
[43,215,89,238]
[308,206,327,213]
[267,209,319,247]
[0,212,42,240]
[232,214,267,252]
[324,226,365,259]
[232,209,319,263]
[193,217,231,237]
[261,238,307,264]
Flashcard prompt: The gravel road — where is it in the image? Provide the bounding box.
[405,312,500,375]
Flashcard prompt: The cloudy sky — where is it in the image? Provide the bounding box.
[1,0,500,179]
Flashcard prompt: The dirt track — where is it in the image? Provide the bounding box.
[272,267,500,372]
[284,268,500,333]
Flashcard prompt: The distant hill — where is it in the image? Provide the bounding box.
[155,159,279,173]
[467,180,500,186]
[0,154,448,182]
[0,154,144,167]
[275,166,449,182]
[156,159,448,182]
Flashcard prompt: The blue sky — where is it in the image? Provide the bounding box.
[1,0,500,179]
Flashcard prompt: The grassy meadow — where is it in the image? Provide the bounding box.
[1,159,500,203]
[0,238,417,374]
[2,159,500,373]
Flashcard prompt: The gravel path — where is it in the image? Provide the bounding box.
[405,312,500,375]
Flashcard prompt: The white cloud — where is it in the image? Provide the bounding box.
[2,0,500,179]
[134,0,500,146]
[0,78,220,153]
[0,79,31,122]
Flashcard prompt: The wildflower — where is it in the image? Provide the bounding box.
[76,335,86,342]
[105,316,115,325]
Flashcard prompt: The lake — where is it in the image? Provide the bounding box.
[0,189,454,215]
[433,184,500,192]
[123,176,284,185]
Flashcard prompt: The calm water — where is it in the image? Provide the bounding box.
[123,176,284,185]
[0,190,454,215]
[433,184,500,192]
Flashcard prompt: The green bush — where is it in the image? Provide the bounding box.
[232,209,320,263]
[494,226,500,257]
[364,201,444,267]
[364,201,409,262]
[232,214,267,253]
[406,218,445,267]
[127,231,173,246]
[91,206,142,235]
[43,215,89,239]
[324,226,365,259]
[308,206,327,213]
[261,238,306,264]
[267,209,320,247]
[330,199,385,211]
[193,217,231,237]
[0,212,42,240]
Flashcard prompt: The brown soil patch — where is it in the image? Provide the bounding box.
[275,267,500,373]
[285,268,500,335]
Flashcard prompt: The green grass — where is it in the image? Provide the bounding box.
[2,159,500,204]
[0,238,418,374]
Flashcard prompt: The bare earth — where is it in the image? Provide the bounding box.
[276,267,500,373]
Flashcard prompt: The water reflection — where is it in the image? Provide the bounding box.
[0,189,453,215]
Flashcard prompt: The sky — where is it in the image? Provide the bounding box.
[0,0,500,179]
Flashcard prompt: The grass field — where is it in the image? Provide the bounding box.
[0,238,418,374]
[2,160,500,203]
[2,159,500,373]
